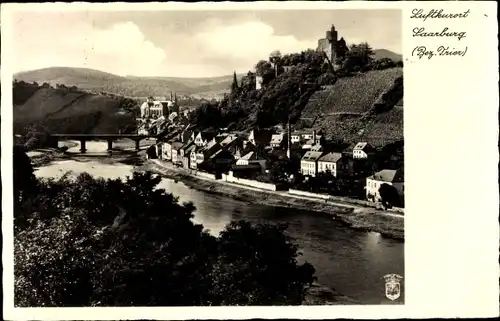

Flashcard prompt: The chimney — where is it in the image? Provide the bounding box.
[286,119,292,159]
[313,130,317,145]
[170,92,173,101]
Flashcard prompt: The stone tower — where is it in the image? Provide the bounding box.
[317,24,348,67]
[325,24,338,63]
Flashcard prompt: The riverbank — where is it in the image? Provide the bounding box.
[138,160,404,240]
[28,147,403,240]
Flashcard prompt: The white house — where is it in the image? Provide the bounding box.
[366,168,404,203]
[270,134,287,148]
[300,151,324,177]
[317,152,343,177]
[353,142,376,159]
[290,131,302,144]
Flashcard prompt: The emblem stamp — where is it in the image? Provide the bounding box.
[383,274,403,301]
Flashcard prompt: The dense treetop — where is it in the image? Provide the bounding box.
[14,147,316,306]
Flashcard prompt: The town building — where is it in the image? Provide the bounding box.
[189,147,198,170]
[300,151,324,177]
[137,94,179,135]
[270,133,288,149]
[317,152,344,177]
[192,140,221,170]
[301,131,322,150]
[205,149,235,173]
[365,168,404,203]
[236,151,268,172]
[194,131,217,147]
[182,143,196,169]
[353,142,376,159]
[171,142,185,166]
[247,129,273,149]
[290,131,303,144]
[220,134,244,155]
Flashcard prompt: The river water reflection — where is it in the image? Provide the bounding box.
[34,141,404,304]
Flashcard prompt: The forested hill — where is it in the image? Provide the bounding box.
[13,80,138,136]
[189,45,403,148]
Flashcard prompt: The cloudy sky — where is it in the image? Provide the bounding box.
[11,9,401,78]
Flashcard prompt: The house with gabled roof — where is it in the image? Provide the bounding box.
[171,141,186,166]
[192,140,221,170]
[182,143,196,169]
[204,149,235,173]
[300,151,324,177]
[270,133,288,149]
[317,152,344,177]
[353,142,376,159]
[232,151,268,175]
[194,131,217,147]
[366,168,404,203]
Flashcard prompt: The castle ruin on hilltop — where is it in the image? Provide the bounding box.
[316,24,349,66]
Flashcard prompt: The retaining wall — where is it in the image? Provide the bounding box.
[222,173,277,191]
[288,189,330,200]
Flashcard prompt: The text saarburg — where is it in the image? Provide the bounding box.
[413,27,466,41]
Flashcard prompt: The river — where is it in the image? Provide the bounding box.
[34,141,404,304]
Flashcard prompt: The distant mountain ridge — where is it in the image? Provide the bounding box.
[14,67,239,99]
[14,48,401,99]
[372,49,402,62]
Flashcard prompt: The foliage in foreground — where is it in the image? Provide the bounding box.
[14,148,316,306]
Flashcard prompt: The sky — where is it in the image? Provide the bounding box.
[11,9,401,78]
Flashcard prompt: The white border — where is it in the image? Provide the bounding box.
[2,1,499,320]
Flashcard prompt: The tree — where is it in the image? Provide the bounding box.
[231,71,239,94]
[210,221,316,305]
[13,145,38,205]
[378,183,400,208]
[255,60,273,77]
[14,171,317,306]
[342,42,375,72]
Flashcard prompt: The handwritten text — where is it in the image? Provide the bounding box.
[412,46,468,60]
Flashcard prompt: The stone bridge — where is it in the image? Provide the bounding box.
[49,133,156,153]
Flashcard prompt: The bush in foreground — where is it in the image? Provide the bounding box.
[14,148,316,306]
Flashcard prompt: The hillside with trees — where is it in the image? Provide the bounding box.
[13,80,138,139]
[189,43,403,148]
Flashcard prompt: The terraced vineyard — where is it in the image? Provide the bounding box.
[300,67,403,147]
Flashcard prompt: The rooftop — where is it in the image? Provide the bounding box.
[318,152,343,163]
[301,151,323,162]
[370,168,404,183]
